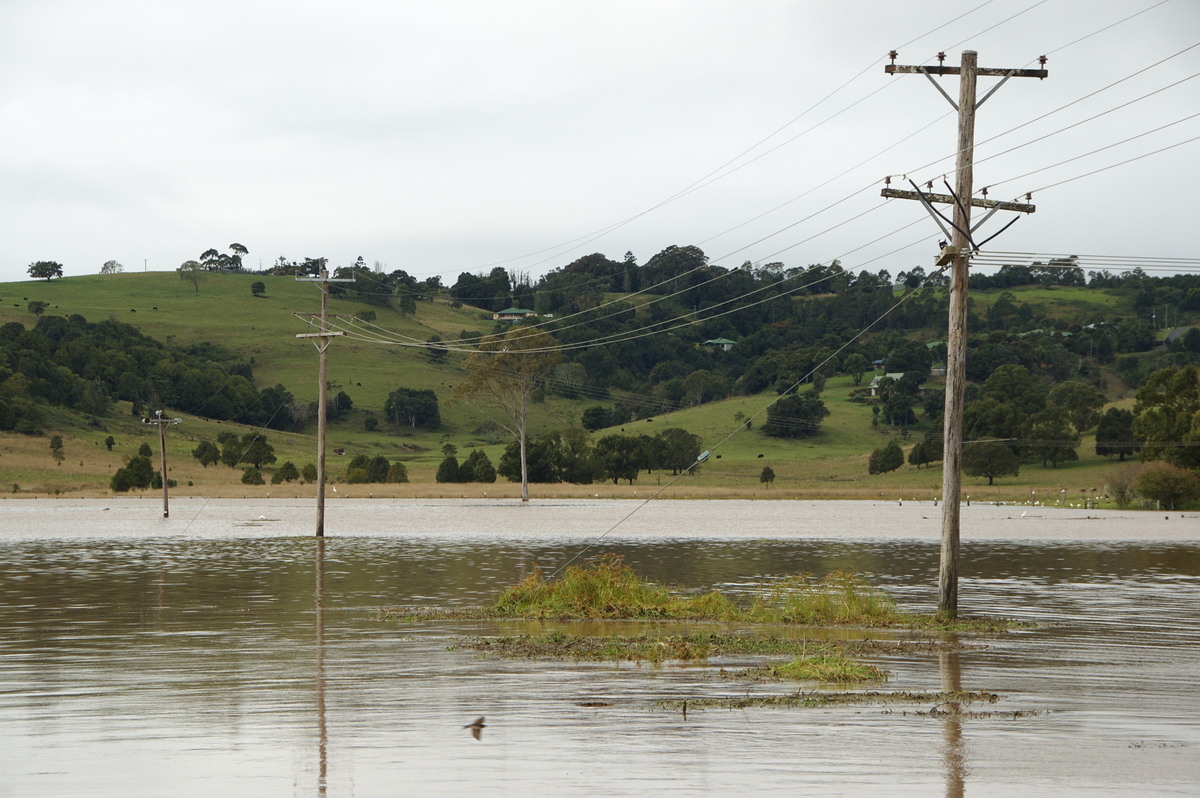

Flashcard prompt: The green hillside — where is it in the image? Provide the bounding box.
[0,269,1195,502]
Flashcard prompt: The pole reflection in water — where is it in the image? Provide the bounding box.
[315,538,327,796]
[939,643,966,798]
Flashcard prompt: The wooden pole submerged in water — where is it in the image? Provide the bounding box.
[296,268,352,537]
[883,50,1047,617]
[142,410,181,518]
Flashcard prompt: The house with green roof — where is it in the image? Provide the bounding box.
[492,307,537,323]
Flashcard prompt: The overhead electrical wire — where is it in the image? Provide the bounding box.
[312,214,934,358]
[942,0,1051,51]
[304,6,1194,359]
[331,179,897,350]
[1024,133,1200,196]
[547,254,957,576]
[971,251,1200,273]
[460,0,1005,276]
[1040,0,1174,58]
[293,0,1195,573]
[897,40,1200,197]
[975,77,1200,179]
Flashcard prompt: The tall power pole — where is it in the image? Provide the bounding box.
[884,50,1047,617]
[142,410,181,518]
[297,268,352,537]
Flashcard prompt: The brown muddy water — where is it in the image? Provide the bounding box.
[1,498,1198,796]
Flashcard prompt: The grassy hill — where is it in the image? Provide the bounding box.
[0,271,1149,502]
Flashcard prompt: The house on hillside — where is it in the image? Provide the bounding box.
[702,337,737,352]
[869,372,906,397]
[492,307,537,323]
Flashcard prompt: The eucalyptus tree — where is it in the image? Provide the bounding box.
[455,327,561,501]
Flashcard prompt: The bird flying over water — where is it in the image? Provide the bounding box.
[464,716,486,741]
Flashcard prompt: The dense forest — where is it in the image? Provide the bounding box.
[0,314,304,434]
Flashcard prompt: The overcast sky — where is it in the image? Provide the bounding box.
[2,0,1198,286]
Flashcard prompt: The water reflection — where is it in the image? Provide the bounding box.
[314,538,327,797]
[939,646,965,798]
[0,500,1198,796]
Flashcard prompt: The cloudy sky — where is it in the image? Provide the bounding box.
[2,0,1198,285]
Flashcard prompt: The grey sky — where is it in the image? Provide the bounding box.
[2,0,1198,285]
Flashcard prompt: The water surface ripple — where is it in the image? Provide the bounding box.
[1,499,1198,796]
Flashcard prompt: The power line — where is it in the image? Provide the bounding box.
[975,79,1200,184]
[460,1,1007,277]
[1026,133,1200,195]
[898,40,1200,197]
[315,215,936,357]
[971,251,1200,273]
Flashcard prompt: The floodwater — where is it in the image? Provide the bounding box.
[1,498,1198,797]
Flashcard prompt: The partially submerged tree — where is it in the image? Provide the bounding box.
[455,327,561,501]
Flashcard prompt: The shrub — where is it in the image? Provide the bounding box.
[752,571,900,627]
[868,440,904,474]
[1135,462,1200,510]
[435,456,461,483]
[490,554,734,620]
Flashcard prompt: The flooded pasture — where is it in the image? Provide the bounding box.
[1,498,1198,796]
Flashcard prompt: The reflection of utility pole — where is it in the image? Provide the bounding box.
[884,50,1047,617]
[296,268,352,537]
[939,646,966,798]
[314,537,328,795]
[142,410,182,518]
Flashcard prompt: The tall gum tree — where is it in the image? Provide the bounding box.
[455,326,561,502]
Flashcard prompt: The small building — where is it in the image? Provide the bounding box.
[492,307,537,323]
[703,337,737,352]
[869,372,906,397]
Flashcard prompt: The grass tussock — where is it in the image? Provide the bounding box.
[749,571,901,627]
[484,557,1019,632]
[488,555,736,620]
[763,650,887,683]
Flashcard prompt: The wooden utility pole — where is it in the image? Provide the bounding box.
[142,409,181,518]
[297,269,352,537]
[884,50,1046,617]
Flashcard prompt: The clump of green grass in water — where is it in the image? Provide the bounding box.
[767,650,887,683]
[749,570,901,627]
[489,554,736,620]
[482,557,1021,631]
